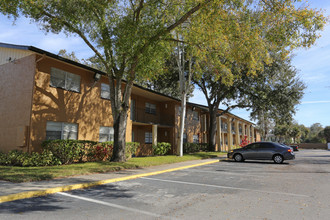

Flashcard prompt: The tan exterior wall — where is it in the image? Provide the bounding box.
[0,54,36,153]
[29,56,132,152]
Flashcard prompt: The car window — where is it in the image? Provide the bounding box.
[249,143,260,149]
[260,143,274,149]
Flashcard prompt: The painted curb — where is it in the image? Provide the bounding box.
[0,160,219,204]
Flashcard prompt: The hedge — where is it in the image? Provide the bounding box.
[183,143,208,153]
[0,140,140,167]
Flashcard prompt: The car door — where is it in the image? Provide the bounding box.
[241,143,259,159]
[257,143,275,159]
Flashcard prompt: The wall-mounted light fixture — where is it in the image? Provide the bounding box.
[94,72,101,81]
[192,106,196,111]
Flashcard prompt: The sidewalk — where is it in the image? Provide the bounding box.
[0,157,224,203]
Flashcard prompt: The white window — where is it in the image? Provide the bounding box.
[145,132,152,144]
[50,67,81,92]
[99,126,114,142]
[145,103,156,114]
[101,83,110,99]
[221,121,228,132]
[193,135,199,143]
[46,121,78,140]
[193,111,199,121]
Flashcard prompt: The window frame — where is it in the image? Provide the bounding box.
[145,102,156,115]
[100,83,111,100]
[46,121,78,140]
[193,111,199,121]
[193,134,199,143]
[50,67,81,93]
[99,126,114,142]
[145,132,153,144]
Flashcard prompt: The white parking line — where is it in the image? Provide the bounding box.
[176,169,265,178]
[57,192,172,219]
[141,177,310,198]
[177,169,308,181]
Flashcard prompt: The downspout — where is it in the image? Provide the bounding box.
[27,54,46,153]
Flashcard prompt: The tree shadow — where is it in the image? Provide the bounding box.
[0,184,134,214]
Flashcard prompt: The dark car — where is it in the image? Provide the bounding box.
[279,143,299,151]
[227,142,295,164]
[290,145,299,151]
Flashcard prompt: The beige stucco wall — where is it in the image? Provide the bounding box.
[0,54,36,153]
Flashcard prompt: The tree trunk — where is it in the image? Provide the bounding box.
[208,107,217,151]
[111,110,128,162]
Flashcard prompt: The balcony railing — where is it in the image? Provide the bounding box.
[131,107,174,126]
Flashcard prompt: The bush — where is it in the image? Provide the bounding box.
[0,150,61,167]
[126,142,139,158]
[42,140,96,164]
[183,143,208,153]
[0,140,141,167]
[87,142,113,161]
[153,142,171,156]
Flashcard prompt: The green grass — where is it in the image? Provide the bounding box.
[0,152,224,183]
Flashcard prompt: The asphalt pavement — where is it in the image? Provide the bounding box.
[1,150,330,220]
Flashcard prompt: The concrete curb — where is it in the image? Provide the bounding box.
[0,160,219,204]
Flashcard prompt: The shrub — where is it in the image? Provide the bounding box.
[126,142,139,159]
[183,143,208,153]
[153,142,171,156]
[87,142,113,161]
[0,150,61,167]
[42,140,95,164]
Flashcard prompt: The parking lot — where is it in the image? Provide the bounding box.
[1,149,330,219]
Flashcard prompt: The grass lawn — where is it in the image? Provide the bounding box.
[0,152,225,183]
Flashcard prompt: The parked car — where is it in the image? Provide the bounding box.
[290,145,299,151]
[279,143,299,151]
[227,142,295,164]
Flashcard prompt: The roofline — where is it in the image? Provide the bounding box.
[0,42,254,125]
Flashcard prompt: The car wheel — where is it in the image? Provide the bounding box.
[234,153,243,162]
[273,155,283,164]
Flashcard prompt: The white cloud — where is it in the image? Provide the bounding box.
[301,100,330,104]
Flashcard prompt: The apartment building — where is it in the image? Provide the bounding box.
[0,42,260,155]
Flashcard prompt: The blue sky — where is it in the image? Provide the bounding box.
[0,0,329,128]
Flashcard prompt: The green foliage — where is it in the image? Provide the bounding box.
[126,142,139,158]
[183,143,208,153]
[0,150,61,167]
[323,126,330,143]
[152,142,171,156]
[42,140,93,164]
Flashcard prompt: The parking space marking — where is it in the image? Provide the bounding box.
[176,169,265,178]
[57,192,169,218]
[178,169,309,181]
[141,177,310,198]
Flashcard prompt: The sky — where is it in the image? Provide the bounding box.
[0,0,329,128]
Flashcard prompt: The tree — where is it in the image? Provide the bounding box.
[322,126,330,143]
[189,1,325,150]
[289,125,301,143]
[135,53,194,100]
[1,0,218,161]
